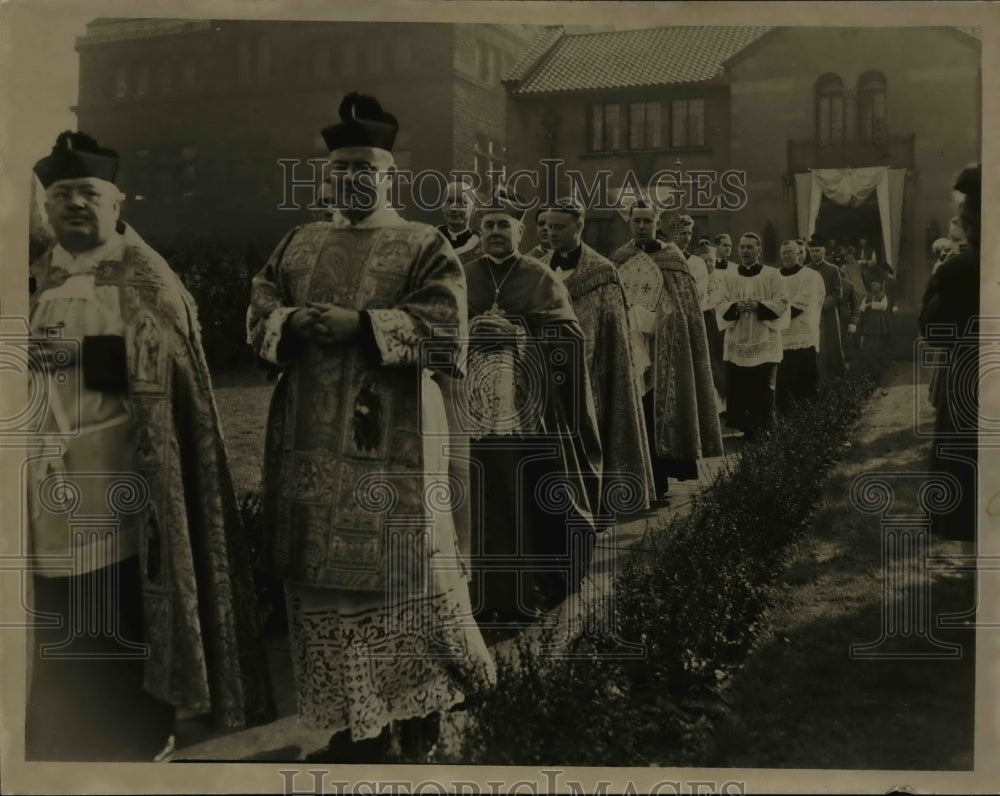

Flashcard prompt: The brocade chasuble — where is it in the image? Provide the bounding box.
[610,240,724,462]
[247,212,466,593]
[616,249,663,394]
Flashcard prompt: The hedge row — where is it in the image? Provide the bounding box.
[154,236,275,373]
[454,351,887,766]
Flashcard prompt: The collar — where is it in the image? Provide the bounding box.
[330,204,402,229]
[484,253,519,268]
[51,233,127,274]
[440,225,474,241]
[738,263,764,277]
[550,244,583,270]
[633,239,662,255]
[716,258,729,269]
[779,265,802,276]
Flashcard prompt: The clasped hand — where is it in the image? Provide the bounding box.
[470,314,519,338]
[737,298,759,313]
[289,302,360,346]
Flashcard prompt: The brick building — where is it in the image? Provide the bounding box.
[724,26,980,309]
[503,25,981,321]
[71,18,531,243]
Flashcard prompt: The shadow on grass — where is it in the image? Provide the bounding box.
[702,376,977,771]
[704,573,976,770]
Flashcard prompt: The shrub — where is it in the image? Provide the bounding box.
[455,357,885,766]
[240,485,287,635]
[150,236,275,373]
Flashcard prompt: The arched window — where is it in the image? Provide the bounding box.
[114,65,128,99]
[857,70,887,143]
[158,61,173,96]
[816,73,844,146]
[135,63,150,97]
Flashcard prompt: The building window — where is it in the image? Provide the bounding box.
[238,40,252,86]
[474,133,503,184]
[857,70,887,143]
[367,40,384,73]
[181,163,196,198]
[395,39,412,71]
[583,217,616,255]
[114,65,128,99]
[135,63,150,97]
[590,103,621,151]
[131,169,149,201]
[477,41,489,81]
[232,159,251,198]
[182,59,197,90]
[629,101,662,150]
[158,62,173,96]
[341,41,357,75]
[670,98,705,148]
[393,131,412,172]
[314,50,330,80]
[491,47,503,83]
[130,149,151,201]
[257,39,270,82]
[157,167,174,199]
[816,73,845,146]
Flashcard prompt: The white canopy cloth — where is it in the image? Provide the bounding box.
[795,166,906,269]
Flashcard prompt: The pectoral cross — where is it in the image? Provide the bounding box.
[486,297,506,317]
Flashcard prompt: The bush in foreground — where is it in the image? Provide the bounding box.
[456,355,886,766]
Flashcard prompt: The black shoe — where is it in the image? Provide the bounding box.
[305,726,392,763]
[396,713,441,763]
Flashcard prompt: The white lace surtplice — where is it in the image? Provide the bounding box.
[285,370,496,739]
[28,240,139,576]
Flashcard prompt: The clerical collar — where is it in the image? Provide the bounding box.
[485,252,519,268]
[634,239,662,255]
[738,263,764,277]
[779,265,802,276]
[716,259,729,270]
[550,244,583,271]
[440,225,473,242]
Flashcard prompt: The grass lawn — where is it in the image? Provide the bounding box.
[205,363,977,770]
[703,366,976,769]
[211,369,274,498]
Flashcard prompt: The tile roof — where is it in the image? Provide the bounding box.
[504,25,565,83]
[507,26,772,94]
